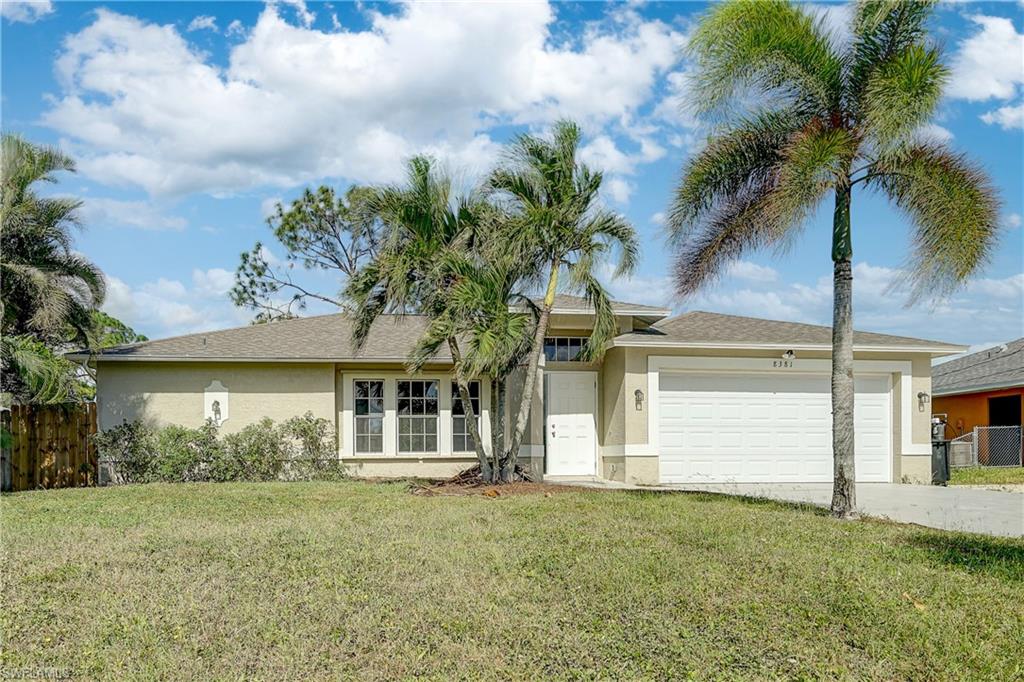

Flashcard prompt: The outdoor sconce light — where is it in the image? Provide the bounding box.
[781,350,796,360]
[917,391,930,411]
[634,388,645,411]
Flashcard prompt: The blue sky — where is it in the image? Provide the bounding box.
[2,0,1022,352]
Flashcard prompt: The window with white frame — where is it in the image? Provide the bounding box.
[543,336,588,362]
[451,381,481,452]
[397,379,439,453]
[353,380,384,454]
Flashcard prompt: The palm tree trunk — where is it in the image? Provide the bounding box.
[492,377,508,481]
[830,183,856,518]
[506,259,559,481]
[447,338,492,482]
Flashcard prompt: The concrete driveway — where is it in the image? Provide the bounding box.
[556,479,1023,538]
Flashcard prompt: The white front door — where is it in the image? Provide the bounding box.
[546,372,597,476]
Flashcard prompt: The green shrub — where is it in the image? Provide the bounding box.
[151,422,221,483]
[221,418,288,482]
[93,420,157,483]
[93,413,344,484]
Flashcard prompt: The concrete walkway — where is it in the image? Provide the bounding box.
[554,479,1023,538]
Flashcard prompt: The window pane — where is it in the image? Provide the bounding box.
[425,417,437,436]
[469,381,479,398]
[370,398,383,414]
[424,435,437,453]
[370,436,382,453]
[397,381,409,398]
[424,398,438,416]
[411,381,423,398]
[369,418,382,435]
[355,381,368,398]
[556,338,570,361]
[355,400,368,416]
[568,338,582,361]
[355,435,367,453]
[398,434,411,452]
[398,398,410,416]
[425,381,438,398]
[544,338,556,361]
[369,382,383,398]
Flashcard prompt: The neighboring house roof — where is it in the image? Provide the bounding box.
[70,306,963,363]
[932,338,1024,396]
[612,311,965,354]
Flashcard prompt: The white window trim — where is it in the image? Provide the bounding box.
[340,371,490,458]
[642,356,925,460]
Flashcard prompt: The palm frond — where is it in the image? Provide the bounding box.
[866,143,1001,300]
[861,43,947,149]
[688,0,843,120]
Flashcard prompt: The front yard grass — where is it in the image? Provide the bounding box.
[950,466,1024,486]
[2,481,1022,680]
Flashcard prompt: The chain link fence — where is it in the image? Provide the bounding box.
[948,426,1023,468]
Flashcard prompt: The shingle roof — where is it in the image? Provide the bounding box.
[74,307,962,363]
[73,295,668,362]
[613,311,963,352]
[932,338,1024,395]
[73,314,447,362]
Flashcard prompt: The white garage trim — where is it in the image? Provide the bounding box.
[644,356,924,460]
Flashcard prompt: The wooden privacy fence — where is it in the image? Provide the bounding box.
[1,403,98,492]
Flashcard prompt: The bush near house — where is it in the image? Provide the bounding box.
[92,412,344,483]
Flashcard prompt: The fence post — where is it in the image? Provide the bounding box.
[1,409,11,493]
[972,426,979,466]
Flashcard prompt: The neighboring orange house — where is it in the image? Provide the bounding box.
[933,338,1024,439]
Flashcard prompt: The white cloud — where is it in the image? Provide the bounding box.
[187,15,218,32]
[103,272,249,338]
[948,15,1024,102]
[605,261,1023,347]
[77,197,187,231]
[980,101,1024,129]
[192,268,235,298]
[1004,212,1022,229]
[650,211,666,226]
[604,177,634,204]
[226,19,245,37]
[727,260,779,283]
[260,196,283,219]
[43,3,683,197]
[916,123,954,143]
[1,0,53,23]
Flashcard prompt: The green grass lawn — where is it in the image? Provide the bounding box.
[2,482,1023,680]
[950,466,1024,486]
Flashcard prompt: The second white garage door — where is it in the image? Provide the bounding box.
[658,372,891,484]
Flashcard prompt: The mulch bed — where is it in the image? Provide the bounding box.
[408,464,579,497]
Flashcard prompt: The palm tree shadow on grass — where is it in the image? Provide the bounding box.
[906,533,1024,583]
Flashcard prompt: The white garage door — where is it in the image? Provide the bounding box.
[658,372,891,484]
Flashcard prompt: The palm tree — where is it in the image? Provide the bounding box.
[407,241,536,480]
[668,0,1001,517]
[1,134,106,403]
[489,120,639,478]
[345,156,500,478]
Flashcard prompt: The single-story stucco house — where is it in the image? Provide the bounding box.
[932,338,1024,437]
[70,296,965,485]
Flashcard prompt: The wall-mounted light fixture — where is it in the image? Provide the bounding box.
[634,388,645,411]
[781,350,796,360]
[917,391,930,412]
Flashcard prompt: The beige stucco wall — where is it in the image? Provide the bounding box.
[95,361,336,435]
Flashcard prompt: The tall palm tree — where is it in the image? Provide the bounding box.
[489,120,639,473]
[345,156,500,477]
[1,134,106,403]
[668,0,1000,517]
